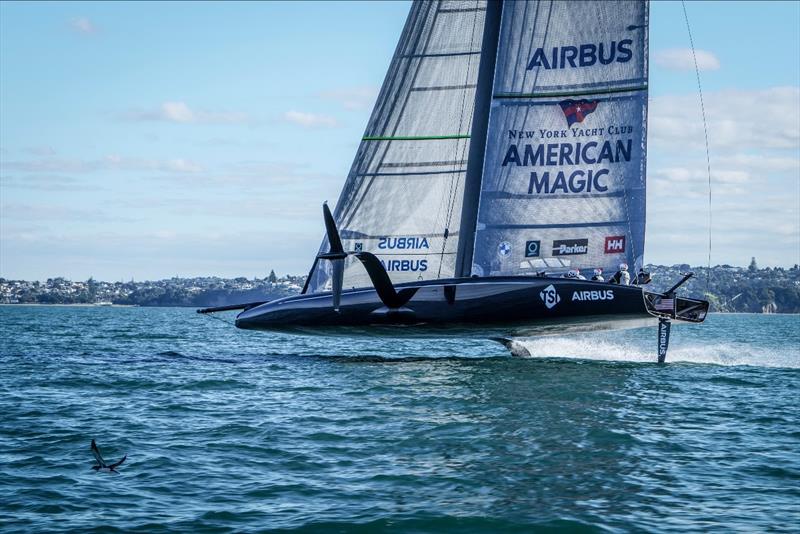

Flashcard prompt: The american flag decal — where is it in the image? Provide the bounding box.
[655,298,675,312]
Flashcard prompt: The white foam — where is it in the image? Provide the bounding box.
[512,335,800,368]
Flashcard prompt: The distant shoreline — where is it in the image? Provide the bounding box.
[0,303,138,308]
[0,304,797,316]
[2,265,798,313]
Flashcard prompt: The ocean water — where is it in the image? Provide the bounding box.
[1,307,798,533]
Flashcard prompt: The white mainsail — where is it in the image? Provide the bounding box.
[471,0,649,277]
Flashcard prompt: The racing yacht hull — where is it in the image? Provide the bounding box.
[234,276,699,338]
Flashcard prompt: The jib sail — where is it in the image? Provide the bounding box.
[470,0,649,278]
[307,0,492,293]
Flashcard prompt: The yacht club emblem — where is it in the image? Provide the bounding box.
[559,99,599,127]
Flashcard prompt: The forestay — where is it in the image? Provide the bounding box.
[307,0,488,293]
[471,0,649,278]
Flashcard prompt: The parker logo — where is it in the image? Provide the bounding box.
[559,99,599,127]
[604,235,625,254]
[572,289,614,302]
[540,284,561,309]
[552,239,588,256]
[525,240,540,258]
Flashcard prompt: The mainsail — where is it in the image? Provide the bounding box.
[307,0,649,292]
[307,0,492,293]
[471,0,649,277]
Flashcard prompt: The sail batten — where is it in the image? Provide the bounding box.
[361,134,471,141]
[494,85,647,99]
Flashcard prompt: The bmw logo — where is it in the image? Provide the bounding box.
[498,241,512,256]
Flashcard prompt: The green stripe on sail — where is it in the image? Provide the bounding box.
[494,85,648,100]
[362,134,471,141]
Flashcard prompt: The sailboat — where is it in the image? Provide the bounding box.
[199,0,708,362]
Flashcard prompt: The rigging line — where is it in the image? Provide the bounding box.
[200,311,236,326]
[617,10,647,275]
[438,0,481,277]
[682,0,713,292]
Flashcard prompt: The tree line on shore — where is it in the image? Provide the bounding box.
[2,262,799,313]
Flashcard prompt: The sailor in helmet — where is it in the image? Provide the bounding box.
[634,267,652,285]
[562,269,586,280]
[591,268,604,282]
[609,263,630,285]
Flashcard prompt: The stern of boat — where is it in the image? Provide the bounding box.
[643,291,709,323]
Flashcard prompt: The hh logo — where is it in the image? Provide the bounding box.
[604,235,625,254]
[540,284,561,309]
[354,242,363,252]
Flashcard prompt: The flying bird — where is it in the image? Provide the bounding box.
[90,439,127,473]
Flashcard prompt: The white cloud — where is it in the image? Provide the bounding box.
[646,86,800,266]
[650,87,800,151]
[69,17,97,35]
[282,111,338,128]
[1,203,135,223]
[0,174,95,192]
[161,102,194,122]
[23,146,56,156]
[164,158,203,173]
[125,102,249,124]
[1,155,204,174]
[319,86,379,111]
[653,48,720,71]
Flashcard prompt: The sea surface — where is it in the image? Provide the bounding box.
[1,306,798,533]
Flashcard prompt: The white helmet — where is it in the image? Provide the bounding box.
[593,268,603,276]
[567,269,579,278]
[619,263,628,271]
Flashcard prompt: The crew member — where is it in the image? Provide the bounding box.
[562,269,586,280]
[634,268,652,285]
[591,268,604,282]
[609,263,630,285]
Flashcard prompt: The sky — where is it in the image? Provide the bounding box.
[1,0,798,281]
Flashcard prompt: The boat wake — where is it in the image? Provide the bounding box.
[510,335,799,368]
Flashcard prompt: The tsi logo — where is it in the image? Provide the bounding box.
[604,235,625,254]
[540,284,561,309]
[572,290,614,302]
[525,240,540,258]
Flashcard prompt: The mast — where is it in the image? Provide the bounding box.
[454,0,503,278]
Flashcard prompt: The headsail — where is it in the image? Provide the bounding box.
[307,0,491,293]
[470,0,649,278]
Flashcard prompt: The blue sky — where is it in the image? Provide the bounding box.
[1,1,798,281]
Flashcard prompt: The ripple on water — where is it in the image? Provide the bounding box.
[0,308,798,532]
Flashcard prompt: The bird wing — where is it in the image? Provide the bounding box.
[109,454,127,470]
[90,439,107,467]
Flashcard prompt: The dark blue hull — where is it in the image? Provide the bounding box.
[235,276,675,338]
